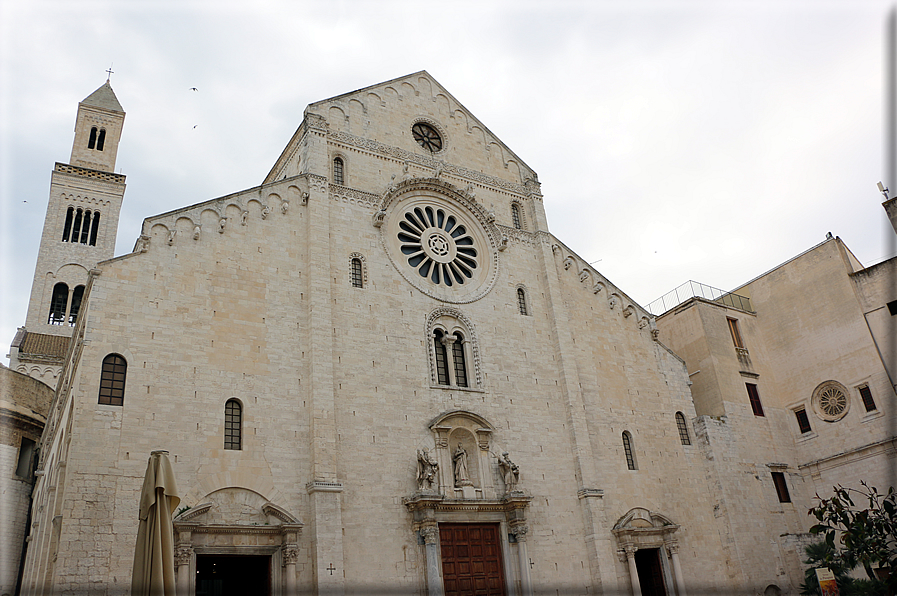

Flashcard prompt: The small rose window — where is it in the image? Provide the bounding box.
[812,380,850,422]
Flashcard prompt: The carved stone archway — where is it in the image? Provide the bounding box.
[173,488,303,596]
[612,508,686,596]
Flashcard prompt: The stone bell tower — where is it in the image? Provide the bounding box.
[8,80,126,386]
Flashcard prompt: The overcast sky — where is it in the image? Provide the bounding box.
[1,0,894,365]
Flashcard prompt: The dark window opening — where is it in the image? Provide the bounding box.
[225,399,242,450]
[859,385,877,412]
[623,431,637,470]
[62,207,74,242]
[88,127,97,150]
[15,438,36,479]
[98,354,127,406]
[511,204,522,230]
[89,212,100,246]
[68,285,85,326]
[452,333,468,387]
[72,209,83,243]
[888,300,897,316]
[333,157,344,185]
[746,383,764,417]
[80,210,92,243]
[795,408,812,434]
[96,128,106,151]
[517,288,528,316]
[772,471,791,503]
[350,258,363,288]
[48,282,69,325]
[434,329,450,385]
[675,412,691,445]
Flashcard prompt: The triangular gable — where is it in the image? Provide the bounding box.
[264,71,535,185]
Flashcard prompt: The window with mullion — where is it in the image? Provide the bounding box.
[434,330,450,385]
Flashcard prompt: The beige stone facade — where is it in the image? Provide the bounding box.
[10,72,891,595]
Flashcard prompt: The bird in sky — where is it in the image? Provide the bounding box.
[190,87,198,91]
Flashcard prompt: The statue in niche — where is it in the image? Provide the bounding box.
[281,199,289,214]
[416,448,439,492]
[192,225,201,241]
[218,217,227,233]
[241,211,249,226]
[261,205,270,220]
[167,229,177,246]
[498,452,520,493]
[453,443,471,487]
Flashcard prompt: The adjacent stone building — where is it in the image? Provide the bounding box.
[8,72,893,595]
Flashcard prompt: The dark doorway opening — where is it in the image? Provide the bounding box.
[440,523,505,596]
[634,548,667,596]
[196,554,270,596]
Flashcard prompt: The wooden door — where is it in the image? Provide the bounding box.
[440,523,505,596]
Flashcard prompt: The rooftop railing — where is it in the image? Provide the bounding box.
[647,280,753,316]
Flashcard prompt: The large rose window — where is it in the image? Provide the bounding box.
[381,183,498,304]
[398,206,477,286]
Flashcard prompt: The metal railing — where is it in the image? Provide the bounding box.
[647,280,753,316]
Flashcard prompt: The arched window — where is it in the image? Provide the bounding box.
[333,157,344,185]
[62,207,74,242]
[88,127,98,150]
[98,354,127,406]
[511,203,522,229]
[622,431,637,470]
[96,128,106,151]
[68,285,85,326]
[350,258,363,288]
[517,288,528,316]
[80,210,92,244]
[48,282,69,325]
[452,332,468,388]
[72,209,83,243]
[224,399,242,450]
[433,329,450,385]
[89,211,100,246]
[675,412,690,445]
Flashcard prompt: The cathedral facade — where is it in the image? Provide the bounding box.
[10,72,891,596]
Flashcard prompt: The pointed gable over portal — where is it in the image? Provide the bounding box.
[264,71,537,188]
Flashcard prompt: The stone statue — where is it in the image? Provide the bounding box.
[401,161,411,181]
[192,225,201,241]
[416,448,438,492]
[135,235,150,253]
[218,217,227,233]
[261,204,270,220]
[281,199,289,214]
[498,452,519,493]
[434,162,444,180]
[167,229,177,245]
[241,211,249,226]
[453,443,470,487]
[387,174,397,194]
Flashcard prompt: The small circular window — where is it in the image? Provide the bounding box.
[412,122,443,152]
[812,381,850,421]
[398,206,477,286]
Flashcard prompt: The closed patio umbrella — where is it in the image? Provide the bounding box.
[132,450,180,596]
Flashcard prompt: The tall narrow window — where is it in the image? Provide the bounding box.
[333,157,344,185]
[224,399,242,450]
[88,127,98,150]
[350,258,363,288]
[794,408,812,434]
[452,333,468,387]
[89,212,100,246]
[68,285,85,326]
[80,210,92,243]
[62,207,74,242]
[622,431,637,470]
[675,412,691,445]
[771,471,791,503]
[434,329,450,385]
[746,383,764,417]
[15,438,36,479]
[517,288,528,316]
[727,318,744,348]
[48,282,69,325]
[858,385,877,412]
[98,354,127,406]
[72,209,83,243]
[511,203,522,229]
[96,129,106,151]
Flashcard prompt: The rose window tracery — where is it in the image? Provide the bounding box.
[397,206,478,286]
[812,380,850,421]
